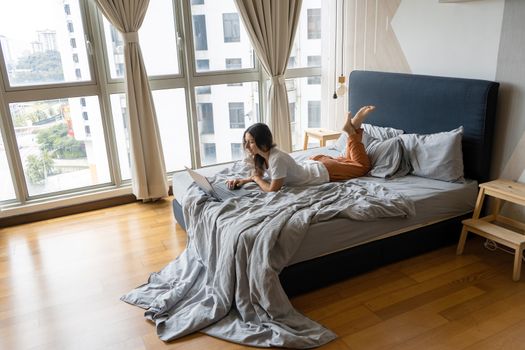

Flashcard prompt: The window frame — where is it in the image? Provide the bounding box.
[0,0,118,206]
[0,0,333,216]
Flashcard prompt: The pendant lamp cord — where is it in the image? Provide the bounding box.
[341,0,344,77]
[333,0,339,99]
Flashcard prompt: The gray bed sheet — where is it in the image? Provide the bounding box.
[172,147,478,266]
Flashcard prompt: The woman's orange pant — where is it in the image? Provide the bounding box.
[310,129,371,182]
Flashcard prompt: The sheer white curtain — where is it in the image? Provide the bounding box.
[95,0,168,200]
[234,0,302,152]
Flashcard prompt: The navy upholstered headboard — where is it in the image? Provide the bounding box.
[348,70,499,183]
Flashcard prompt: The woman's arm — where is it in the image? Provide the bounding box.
[252,175,284,192]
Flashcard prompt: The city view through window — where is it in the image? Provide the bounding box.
[0,0,327,207]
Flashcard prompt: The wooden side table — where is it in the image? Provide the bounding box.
[303,128,342,150]
[457,179,525,281]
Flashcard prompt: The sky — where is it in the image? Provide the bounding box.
[0,0,65,60]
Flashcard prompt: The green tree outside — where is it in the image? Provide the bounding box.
[26,151,55,184]
[36,123,87,159]
[12,50,64,85]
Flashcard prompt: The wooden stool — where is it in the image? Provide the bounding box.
[303,128,342,150]
[457,179,525,281]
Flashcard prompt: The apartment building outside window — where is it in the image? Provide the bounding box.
[196,59,210,72]
[223,13,240,43]
[226,58,242,86]
[307,8,321,39]
[307,56,321,84]
[225,58,242,70]
[286,0,324,151]
[308,101,321,128]
[229,102,245,129]
[198,103,214,134]
[193,15,208,50]
[230,143,243,160]
[203,143,216,165]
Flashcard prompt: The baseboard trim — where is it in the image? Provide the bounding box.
[0,194,137,228]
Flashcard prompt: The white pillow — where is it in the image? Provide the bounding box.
[331,123,404,153]
[400,126,464,182]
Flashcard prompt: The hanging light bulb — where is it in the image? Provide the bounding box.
[336,75,347,97]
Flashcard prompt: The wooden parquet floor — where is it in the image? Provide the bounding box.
[1,198,525,350]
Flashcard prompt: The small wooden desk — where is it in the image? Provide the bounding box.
[303,128,342,150]
[457,179,525,281]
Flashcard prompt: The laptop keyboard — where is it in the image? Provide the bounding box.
[214,184,234,199]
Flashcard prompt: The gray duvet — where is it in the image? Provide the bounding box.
[121,168,415,348]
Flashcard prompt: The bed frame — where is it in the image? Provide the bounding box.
[173,70,499,297]
[279,70,499,296]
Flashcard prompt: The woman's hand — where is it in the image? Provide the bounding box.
[226,177,251,190]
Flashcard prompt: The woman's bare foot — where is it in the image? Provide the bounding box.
[352,105,375,129]
[342,105,376,135]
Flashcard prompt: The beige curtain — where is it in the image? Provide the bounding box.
[95,0,168,200]
[235,0,302,152]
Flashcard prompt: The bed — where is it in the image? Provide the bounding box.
[119,70,501,347]
[171,70,499,297]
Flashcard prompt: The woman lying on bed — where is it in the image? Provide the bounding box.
[226,105,376,192]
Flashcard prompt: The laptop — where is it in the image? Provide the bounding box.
[185,167,251,201]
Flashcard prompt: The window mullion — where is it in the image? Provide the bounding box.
[179,0,201,168]
[86,0,123,188]
[0,91,29,204]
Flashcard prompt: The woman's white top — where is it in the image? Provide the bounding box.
[265,148,329,186]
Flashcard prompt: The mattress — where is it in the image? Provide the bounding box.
[288,175,477,265]
[172,147,478,266]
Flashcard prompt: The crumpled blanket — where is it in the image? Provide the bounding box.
[121,164,415,348]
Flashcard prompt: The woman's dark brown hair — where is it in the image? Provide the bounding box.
[243,123,276,175]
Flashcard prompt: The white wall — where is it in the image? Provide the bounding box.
[391,0,504,80]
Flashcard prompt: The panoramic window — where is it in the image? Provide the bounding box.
[9,97,111,196]
[285,0,325,151]
[0,0,332,211]
[195,82,258,166]
[110,89,191,179]
[288,1,322,69]
[287,77,323,150]
[0,0,91,87]
[190,0,254,72]
[103,0,180,79]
